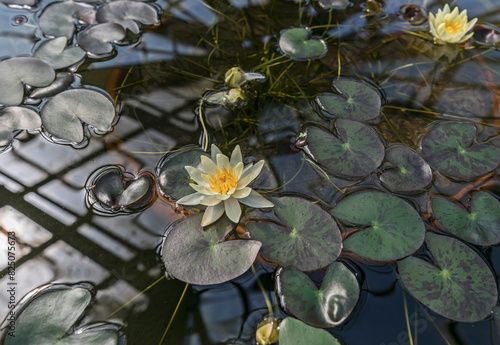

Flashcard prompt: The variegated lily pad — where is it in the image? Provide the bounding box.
[34,37,86,70]
[279,317,342,345]
[39,1,96,38]
[279,27,327,60]
[0,107,41,146]
[96,1,159,34]
[77,23,126,56]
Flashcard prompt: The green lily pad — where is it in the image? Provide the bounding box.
[0,107,41,146]
[4,286,118,345]
[379,145,433,193]
[0,57,55,106]
[331,190,425,261]
[398,232,498,322]
[34,37,86,70]
[279,27,327,60]
[96,1,159,34]
[161,213,262,285]
[246,196,342,271]
[421,122,500,179]
[304,120,385,178]
[77,23,126,56]
[316,79,382,121]
[39,1,96,39]
[431,191,500,245]
[277,263,359,328]
[41,89,115,143]
[279,317,342,345]
[157,148,210,201]
[30,72,75,99]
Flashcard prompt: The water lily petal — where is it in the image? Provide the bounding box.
[185,166,209,186]
[211,144,222,162]
[216,153,231,170]
[177,192,205,206]
[201,203,225,227]
[237,160,264,189]
[239,190,274,208]
[201,155,217,175]
[224,197,241,223]
[216,193,231,201]
[199,195,223,206]
[234,162,244,179]
[465,17,478,32]
[232,187,252,199]
[230,145,242,168]
[189,183,218,195]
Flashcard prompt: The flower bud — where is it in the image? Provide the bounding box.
[255,317,279,345]
[225,67,247,88]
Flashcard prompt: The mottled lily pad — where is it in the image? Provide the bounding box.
[379,145,432,193]
[304,120,385,178]
[30,72,74,99]
[421,122,500,180]
[77,23,126,56]
[0,57,55,106]
[0,107,41,146]
[398,232,498,322]
[161,213,262,285]
[41,89,115,143]
[34,37,86,70]
[316,79,381,121]
[431,191,500,245]
[279,317,342,345]
[279,27,327,60]
[331,190,425,261]
[246,196,342,271]
[39,1,96,38]
[277,263,359,328]
[96,1,159,34]
[4,285,118,345]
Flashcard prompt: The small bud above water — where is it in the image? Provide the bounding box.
[225,67,247,88]
[255,317,280,345]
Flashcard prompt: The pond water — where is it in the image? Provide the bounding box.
[0,0,499,344]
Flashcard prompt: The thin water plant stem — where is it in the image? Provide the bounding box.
[158,282,190,345]
[251,264,274,316]
[199,100,209,151]
[403,294,414,345]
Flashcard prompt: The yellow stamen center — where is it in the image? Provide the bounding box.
[208,166,238,194]
[444,19,462,34]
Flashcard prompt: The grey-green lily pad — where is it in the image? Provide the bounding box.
[246,196,342,271]
[41,88,115,143]
[96,1,159,34]
[30,72,75,99]
[0,107,41,146]
[279,27,327,60]
[317,0,349,10]
[331,190,425,261]
[77,23,126,56]
[39,1,96,39]
[379,145,432,193]
[398,232,498,322]
[116,175,153,206]
[279,317,342,345]
[4,286,118,345]
[161,212,262,285]
[421,122,500,180]
[0,57,55,106]
[304,120,384,178]
[277,263,359,328]
[34,37,86,70]
[431,191,500,245]
[316,79,382,121]
[157,148,210,201]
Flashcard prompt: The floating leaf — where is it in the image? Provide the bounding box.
[41,89,115,143]
[431,191,500,245]
[277,263,359,328]
[379,145,432,193]
[421,122,500,179]
[398,232,498,322]
[245,72,266,82]
[0,107,41,146]
[331,190,425,261]
[161,213,262,285]
[279,27,327,60]
[116,175,153,206]
[96,1,159,34]
[0,57,55,106]
[39,1,96,38]
[30,72,74,99]
[305,120,384,178]
[77,23,126,56]
[473,24,500,47]
[246,196,342,271]
[316,79,381,121]
[34,37,86,70]
[279,317,342,345]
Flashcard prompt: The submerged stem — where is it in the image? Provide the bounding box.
[251,264,274,316]
[158,283,190,345]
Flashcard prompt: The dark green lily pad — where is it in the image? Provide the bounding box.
[279,27,327,60]
[246,196,342,271]
[161,213,262,285]
[0,107,41,146]
[77,23,126,56]
[4,286,118,345]
[279,317,342,345]
[41,89,115,143]
[277,263,359,328]
[39,1,96,39]
[316,80,381,121]
[157,148,210,201]
[34,37,86,70]
[398,232,498,322]
[30,72,75,99]
[379,145,433,193]
[421,122,500,180]
[431,191,500,245]
[304,120,385,178]
[331,190,425,261]
[0,57,55,106]
[96,1,159,34]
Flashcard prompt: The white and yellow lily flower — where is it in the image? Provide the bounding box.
[176,144,274,227]
[429,4,477,44]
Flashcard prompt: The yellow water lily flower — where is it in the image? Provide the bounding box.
[429,4,477,44]
[176,144,274,227]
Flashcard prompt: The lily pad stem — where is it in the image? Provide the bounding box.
[158,282,190,345]
[199,100,209,151]
[252,264,274,316]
